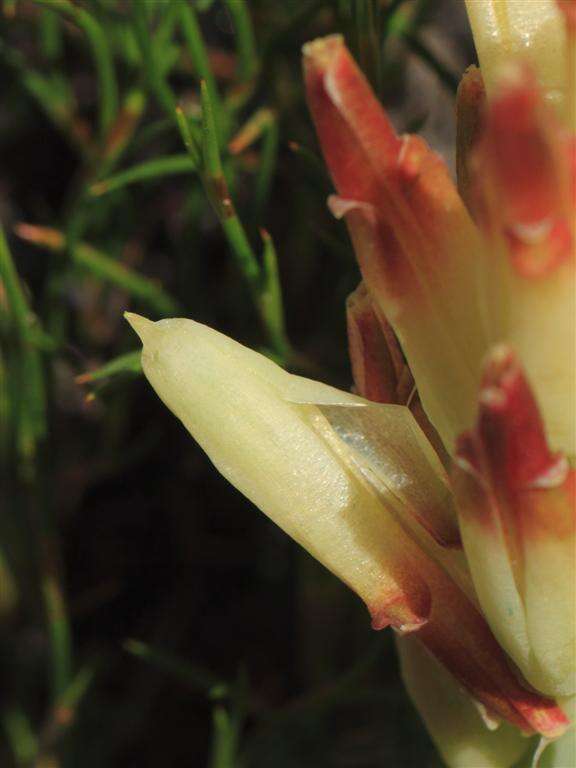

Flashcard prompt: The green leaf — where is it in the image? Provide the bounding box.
[76,350,142,385]
[90,154,197,196]
[224,0,259,81]
[124,639,226,694]
[33,0,119,137]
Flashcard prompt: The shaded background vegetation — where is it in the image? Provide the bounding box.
[1,1,474,765]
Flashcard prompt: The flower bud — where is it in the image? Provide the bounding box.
[470,64,576,457]
[304,35,486,455]
[125,313,433,631]
[126,313,569,739]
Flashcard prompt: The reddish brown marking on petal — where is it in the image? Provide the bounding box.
[395,134,476,265]
[472,63,574,277]
[409,397,452,476]
[416,568,570,738]
[518,468,576,544]
[369,592,430,633]
[452,434,500,535]
[346,282,404,404]
[487,67,559,225]
[376,549,571,737]
[507,218,573,277]
[478,346,563,491]
[368,582,432,633]
[456,345,575,551]
[333,198,416,311]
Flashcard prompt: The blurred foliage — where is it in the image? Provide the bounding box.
[0,1,468,765]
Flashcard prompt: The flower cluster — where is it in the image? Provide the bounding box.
[127,2,575,765]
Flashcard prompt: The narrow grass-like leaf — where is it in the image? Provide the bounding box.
[198,82,260,287]
[155,0,180,71]
[200,80,224,178]
[175,107,202,164]
[101,89,147,169]
[70,243,178,315]
[59,664,95,709]
[1,710,37,767]
[224,0,259,81]
[34,665,95,761]
[0,226,47,462]
[210,705,238,768]
[254,116,279,219]
[185,82,290,359]
[131,0,177,115]
[42,570,73,704]
[381,0,408,46]
[76,351,142,385]
[259,229,289,361]
[39,8,63,61]
[90,154,196,196]
[15,224,180,316]
[33,0,119,138]
[1,233,70,710]
[0,544,18,617]
[178,3,225,141]
[228,107,275,155]
[0,226,33,333]
[125,639,226,694]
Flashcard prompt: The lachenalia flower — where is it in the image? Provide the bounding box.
[126,2,575,765]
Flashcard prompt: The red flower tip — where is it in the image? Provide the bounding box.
[477,345,564,491]
[346,282,405,405]
[472,62,574,277]
[557,0,576,32]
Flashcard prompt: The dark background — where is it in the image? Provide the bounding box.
[0,2,474,765]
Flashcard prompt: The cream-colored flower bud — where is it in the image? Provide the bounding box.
[125,314,569,738]
[125,313,442,632]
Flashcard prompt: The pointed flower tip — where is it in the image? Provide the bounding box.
[124,312,155,342]
[302,34,344,66]
[494,60,537,95]
[481,344,517,393]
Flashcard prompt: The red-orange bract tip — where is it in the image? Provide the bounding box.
[557,0,576,31]
[346,282,404,405]
[471,62,574,277]
[304,33,487,456]
[477,346,564,490]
